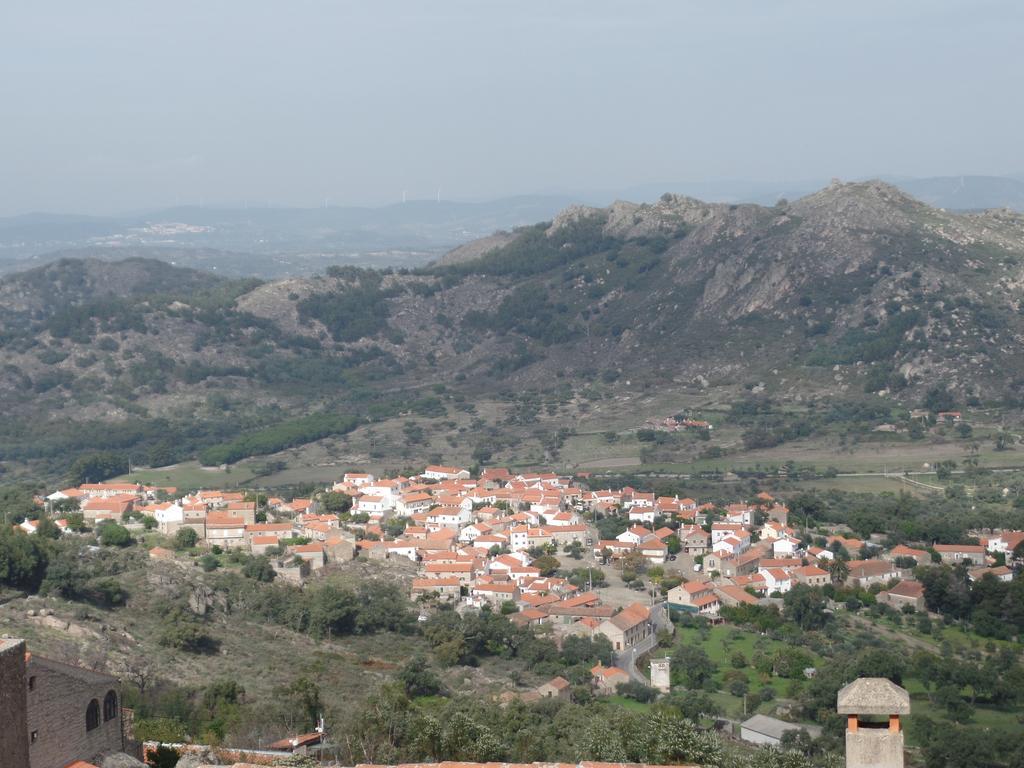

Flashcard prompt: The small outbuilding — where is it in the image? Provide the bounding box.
[739,714,821,746]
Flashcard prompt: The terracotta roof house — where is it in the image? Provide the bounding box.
[878,580,926,611]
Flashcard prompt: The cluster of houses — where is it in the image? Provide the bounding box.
[26,467,1021,626]
[668,522,1019,620]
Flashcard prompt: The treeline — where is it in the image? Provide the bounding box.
[798,640,1024,768]
[217,574,419,639]
[918,565,1024,639]
[787,489,1024,545]
[0,527,136,605]
[197,412,363,466]
[332,690,726,766]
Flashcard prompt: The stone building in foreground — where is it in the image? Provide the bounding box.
[838,677,911,768]
[0,637,126,768]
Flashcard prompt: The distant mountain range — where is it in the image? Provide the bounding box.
[2,176,1023,279]
[0,196,581,277]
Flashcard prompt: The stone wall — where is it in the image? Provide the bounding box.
[0,639,30,768]
[27,656,123,768]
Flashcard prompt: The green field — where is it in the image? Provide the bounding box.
[115,461,261,490]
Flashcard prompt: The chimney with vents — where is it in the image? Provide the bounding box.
[837,677,910,768]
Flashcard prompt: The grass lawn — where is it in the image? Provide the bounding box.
[902,686,1023,744]
[605,694,652,712]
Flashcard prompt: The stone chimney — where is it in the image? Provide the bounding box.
[837,677,910,768]
[0,638,31,767]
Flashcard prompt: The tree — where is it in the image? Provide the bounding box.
[320,491,352,514]
[662,690,722,722]
[97,522,132,547]
[616,680,658,703]
[923,386,956,414]
[398,656,444,697]
[199,554,220,572]
[34,516,62,540]
[0,527,49,591]
[826,557,849,585]
[783,584,828,630]
[671,645,717,689]
[68,452,129,485]
[307,585,359,638]
[157,606,218,653]
[62,512,86,532]
[532,554,560,576]
[173,527,199,550]
[242,555,277,582]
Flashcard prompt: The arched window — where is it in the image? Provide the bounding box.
[103,690,118,722]
[86,699,100,731]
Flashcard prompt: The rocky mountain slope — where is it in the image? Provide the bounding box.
[3,180,1024,477]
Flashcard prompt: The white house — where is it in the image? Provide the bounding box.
[772,536,801,558]
[617,526,653,545]
[758,567,793,594]
[355,495,391,514]
[384,540,419,562]
[422,465,471,481]
[426,507,472,529]
[545,511,580,527]
[153,502,185,534]
[343,472,376,487]
[628,507,657,524]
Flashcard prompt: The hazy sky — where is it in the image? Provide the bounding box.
[1,0,1021,215]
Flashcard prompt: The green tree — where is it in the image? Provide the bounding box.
[783,584,828,630]
[0,527,49,591]
[242,555,277,582]
[827,557,849,584]
[532,554,560,576]
[320,491,353,514]
[173,527,198,550]
[97,522,132,547]
[157,606,217,653]
[68,452,129,485]
[398,655,444,697]
[671,645,717,689]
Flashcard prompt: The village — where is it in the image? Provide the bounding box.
[30,465,1021,697]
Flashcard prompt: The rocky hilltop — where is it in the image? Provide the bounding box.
[3,180,1024,475]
